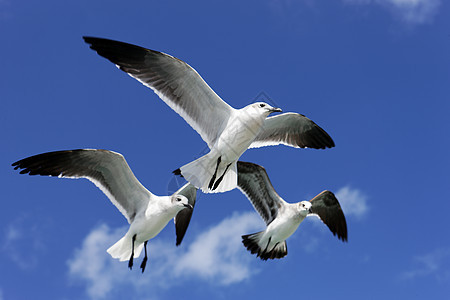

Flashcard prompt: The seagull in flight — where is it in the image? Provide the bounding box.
[237,161,347,260]
[12,149,196,272]
[83,37,335,193]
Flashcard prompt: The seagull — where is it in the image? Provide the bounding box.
[237,161,347,260]
[12,149,196,273]
[83,37,335,193]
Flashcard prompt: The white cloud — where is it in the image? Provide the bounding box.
[67,186,369,299]
[344,0,441,25]
[67,224,127,299]
[2,215,48,270]
[335,186,369,219]
[173,212,263,285]
[400,248,450,282]
[300,236,320,253]
[67,212,263,299]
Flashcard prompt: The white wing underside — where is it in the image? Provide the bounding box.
[13,149,153,224]
[249,113,335,149]
[82,37,233,149]
[126,63,234,149]
[56,174,133,223]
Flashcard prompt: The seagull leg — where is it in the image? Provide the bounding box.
[208,156,221,190]
[128,234,137,270]
[140,241,148,273]
[212,163,232,191]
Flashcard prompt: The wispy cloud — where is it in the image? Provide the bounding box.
[68,186,368,299]
[400,248,450,282]
[300,236,320,253]
[67,212,263,299]
[270,0,441,25]
[343,0,441,25]
[300,186,367,252]
[67,224,125,299]
[335,186,369,219]
[173,212,263,284]
[2,215,48,270]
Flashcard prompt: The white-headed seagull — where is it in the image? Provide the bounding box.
[12,149,196,272]
[237,161,347,260]
[83,37,335,194]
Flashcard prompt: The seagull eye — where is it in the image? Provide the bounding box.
[177,197,181,201]
[259,103,266,108]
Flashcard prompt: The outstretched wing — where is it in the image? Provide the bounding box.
[83,37,233,148]
[237,161,284,225]
[173,183,197,246]
[308,190,348,242]
[250,112,335,149]
[12,149,152,224]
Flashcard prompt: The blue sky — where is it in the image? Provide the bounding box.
[1,0,449,299]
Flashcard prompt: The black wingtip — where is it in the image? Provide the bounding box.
[173,168,182,177]
[82,36,109,45]
[82,36,150,65]
[328,137,336,148]
[82,36,91,43]
[82,36,113,48]
[82,36,100,49]
[340,224,348,243]
[175,234,184,247]
[12,160,28,174]
[175,207,194,246]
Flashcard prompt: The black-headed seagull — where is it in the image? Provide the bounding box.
[237,161,347,260]
[12,149,196,272]
[83,37,335,193]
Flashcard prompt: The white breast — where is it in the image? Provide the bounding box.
[215,111,265,161]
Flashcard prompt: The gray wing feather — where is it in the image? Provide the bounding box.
[308,190,348,242]
[83,37,233,148]
[173,183,197,246]
[237,161,283,225]
[250,112,335,149]
[12,149,152,224]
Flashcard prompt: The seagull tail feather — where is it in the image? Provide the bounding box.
[107,234,145,262]
[179,153,237,193]
[242,232,287,260]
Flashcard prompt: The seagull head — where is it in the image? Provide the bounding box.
[298,201,312,215]
[251,102,282,116]
[172,195,193,210]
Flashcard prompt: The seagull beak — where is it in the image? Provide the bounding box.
[184,203,193,209]
[270,107,282,113]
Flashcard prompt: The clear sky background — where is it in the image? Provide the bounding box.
[1,0,449,299]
